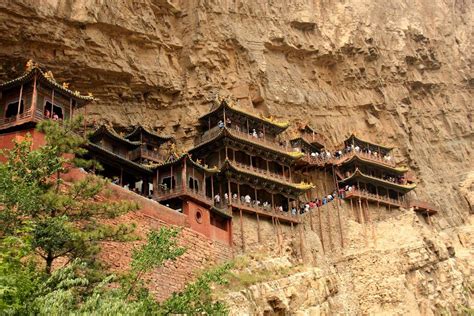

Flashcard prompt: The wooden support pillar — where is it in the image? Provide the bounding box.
[171,165,174,190]
[31,73,38,114]
[326,199,333,250]
[237,182,240,201]
[232,149,236,162]
[51,89,55,115]
[225,145,228,159]
[227,179,232,205]
[202,174,207,196]
[239,209,245,252]
[271,193,275,210]
[218,150,221,166]
[153,170,158,197]
[211,175,214,198]
[17,84,23,116]
[254,187,258,203]
[289,166,292,182]
[256,214,261,243]
[350,198,356,222]
[119,168,123,186]
[246,118,249,134]
[266,159,270,173]
[181,158,187,191]
[366,199,375,243]
[208,117,211,130]
[249,155,252,167]
[69,98,73,119]
[318,205,325,253]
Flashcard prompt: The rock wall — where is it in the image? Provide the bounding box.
[0,0,472,313]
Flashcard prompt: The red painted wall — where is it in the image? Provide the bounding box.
[183,200,231,245]
[0,128,46,161]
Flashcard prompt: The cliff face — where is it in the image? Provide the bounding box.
[0,0,472,313]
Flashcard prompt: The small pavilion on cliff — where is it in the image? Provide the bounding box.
[0,62,93,134]
[333,134,418,210]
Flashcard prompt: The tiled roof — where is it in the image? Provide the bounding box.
[0,65,94,102]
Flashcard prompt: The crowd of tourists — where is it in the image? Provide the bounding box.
[212,184,359,216]
[306,144,392,163]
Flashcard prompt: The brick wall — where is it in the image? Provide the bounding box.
[63,168,233,301]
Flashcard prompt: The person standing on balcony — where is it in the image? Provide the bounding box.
[244,194,251,204]
[214,193,221,204]
[226,117,231,127]
[218,120,224,128]
[252,129,258,138]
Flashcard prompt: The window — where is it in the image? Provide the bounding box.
[5,100,24,118]
[188,177,199,191]
[44,101,63,120]
[162,176,176,190]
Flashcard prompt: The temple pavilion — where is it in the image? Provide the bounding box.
[185,99,314,224]
[0,62,93,134]
[333,134,417,210]
[85,124,174,196]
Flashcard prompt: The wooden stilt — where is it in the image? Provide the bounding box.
[239,209,245,252]
[366,199,376,244]
[17,84,23,116]
[256,214,261,243]
[317,206,325,254]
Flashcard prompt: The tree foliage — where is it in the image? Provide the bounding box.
[0,119,230,315]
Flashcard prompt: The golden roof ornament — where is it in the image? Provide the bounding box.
[44,70,55,81]
[73,90,80,96]
[87,92,93,97]
[62,82,70,89]
[25,59,37,72]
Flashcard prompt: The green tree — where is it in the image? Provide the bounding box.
[0,118,137,275]
[0,119,230,315]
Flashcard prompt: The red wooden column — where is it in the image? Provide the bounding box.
[17,84,23,117]
[211,175,215,199]
[31,73,38,114]
[227,179,232,205]
[69,98,73,119]
[181,158,187,192]
[170,165,174,191]
[51,89,55,115]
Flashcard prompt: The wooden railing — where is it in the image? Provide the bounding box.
[301,133,326,147]
[332,151,397,168]
[344,189,402,207]
[407,199,438,214]
[155,187,232,216]
[195,126,292,155]
[195,126,223,145]
[230,199,299,221]
[226,127,289,153]
[141,148,166,162]
[0,108,35,129]
[232,161,289,182]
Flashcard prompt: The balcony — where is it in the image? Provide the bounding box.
[343,189,402,208]
[229,199,300,223]
[0,108,44,130]
[195,125,294,157]
[301,133,326,148]
[155,187,232,216]
[333,151,397,168]
[231,161,290,182]
[407,199,438,215]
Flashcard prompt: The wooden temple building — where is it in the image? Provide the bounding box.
[332,134,420,211]
[0,63,439,249]
[0,63,93,151]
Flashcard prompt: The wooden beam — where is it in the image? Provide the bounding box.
[17,84,23,116]
[240,208,245,252]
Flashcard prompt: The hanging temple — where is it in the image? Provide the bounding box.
[0,63,438,247]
